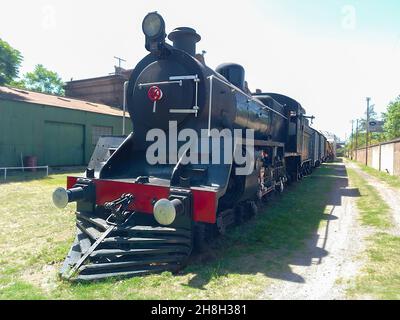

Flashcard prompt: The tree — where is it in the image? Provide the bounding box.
[21,64,64,95]
[383,96,400,140]
[358,104,378,132]
[0,38,23,85]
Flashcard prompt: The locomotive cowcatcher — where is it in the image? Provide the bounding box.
[52,12,331,281]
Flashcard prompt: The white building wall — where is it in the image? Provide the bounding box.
[380,144,394,175]
[371,146,380,171]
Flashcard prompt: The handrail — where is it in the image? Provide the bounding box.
[0,166,49,180]
[207,75,288,120]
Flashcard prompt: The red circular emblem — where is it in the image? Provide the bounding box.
[147,86,163,102]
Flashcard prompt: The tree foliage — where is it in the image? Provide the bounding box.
[358,104,378,132]
[0,38,23,85]
[0,39,64,95]
[20,64,65,95]
[347,104,386,151]
[383,96,400,140]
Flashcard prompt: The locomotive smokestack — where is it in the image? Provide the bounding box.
[168,27,201,56]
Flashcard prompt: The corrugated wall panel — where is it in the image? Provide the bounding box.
[44,121,85,166]
[0,100,132,167]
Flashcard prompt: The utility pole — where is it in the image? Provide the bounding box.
[365,97,371,166]
[355,119,359,161]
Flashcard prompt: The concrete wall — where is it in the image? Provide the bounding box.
[381,143,394,174]
[0,100,132,167]
[394,142,400,176]
[371,145,380,171]
[352,139,400,176]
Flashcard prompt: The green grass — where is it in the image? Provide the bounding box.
[347,169,392,229]
[349,159,400,190]
[350,233,400,299]
[0,165,339,299]
[346,167,400,299]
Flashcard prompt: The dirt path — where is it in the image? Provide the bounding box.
[261,162,367,300]
[347,162,400,235]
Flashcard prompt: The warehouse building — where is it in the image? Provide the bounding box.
[65,67,133,108]
[0,86,132,167]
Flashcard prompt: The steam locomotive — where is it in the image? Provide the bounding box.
[52,12,332,281]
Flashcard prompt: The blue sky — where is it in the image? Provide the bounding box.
[1,0,399,139]
[257,0,400,34]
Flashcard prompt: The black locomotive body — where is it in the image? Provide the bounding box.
[53,12,332,281]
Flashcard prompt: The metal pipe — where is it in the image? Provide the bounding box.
[0,166,50,181]
[169,109,199,114]
[206,74,289,137]
[194,74,199,115]
[138,80,182,88]
[0,166,49,170]
[212,77,288,119]
[208,76,213,137]
[123,81,129,135]
[169,75,198,80]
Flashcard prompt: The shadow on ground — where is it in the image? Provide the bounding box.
[182,162,360,289]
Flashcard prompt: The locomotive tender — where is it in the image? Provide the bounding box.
[52,12,332,281]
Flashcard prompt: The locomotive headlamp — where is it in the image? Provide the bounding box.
[52,184,91,209]
[153,198,184,226]
[142,12,166,53]
[142,12,165,38]
[53,187,70,209]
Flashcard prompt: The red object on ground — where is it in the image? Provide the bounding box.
[67,177,217,223]
[24,156,37,172]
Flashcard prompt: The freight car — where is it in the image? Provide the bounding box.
[52,12,332,281]
[310,128,329,168]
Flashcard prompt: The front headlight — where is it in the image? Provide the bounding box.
[52,187,69,209]
[142,12,165,38]
[153,199,176,226]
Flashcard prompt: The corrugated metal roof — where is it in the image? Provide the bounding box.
[0,86,129,117]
